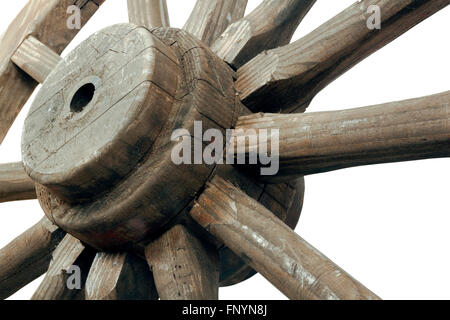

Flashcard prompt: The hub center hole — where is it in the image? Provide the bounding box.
[70,83,96,113]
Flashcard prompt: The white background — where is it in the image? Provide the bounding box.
[0,0,448,300]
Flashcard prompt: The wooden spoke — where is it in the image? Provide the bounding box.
[128,0,170,28]
[184,0,248,46]
[85,252,157,300]
[233,91,450,179]
[11,36,62,84]
[0,0,104,143]
[190,177,380,300]
[0,162,36,203]
[212,0,316,69]
[236,0,449,113]
[145,225,220,300]
[32,235,95,300]
[0,218,65,300]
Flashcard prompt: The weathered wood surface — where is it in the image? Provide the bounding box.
[0,0,104,143]
[236,0,450,113]
[0,218,65,300]
[22,24,179,202]
[184,0,248,46]
[85,252,157,300]
[31,235,94,300]
[128,0,170,28]
[0,162,36,203]
[33,27,306,287]
[234,91,450,179]
[11,36,62,84]
[191,177,380,300]
[212,0,316,69]
[146,225,220,300]
[213,167,305,286]
[33,27,233,250]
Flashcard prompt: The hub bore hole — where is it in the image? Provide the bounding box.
[70,83,96,113]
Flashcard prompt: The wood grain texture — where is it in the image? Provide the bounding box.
[11,36,62,84]
[236,0,450,113]
[85,251,157,300]
[212,167,305,286]
[0,217,65,300]
[0,0,104,143]
[184,0,248,46]
[34,27,235,250]
[22,24,179,202]
[191,176,380,300]
[234,91,450,179]
[0,162,36,203]
[34,28,306,286]
[212,0,316,69]
[128,0,170,28]
[32,234,95,300]
[145,225,220,300]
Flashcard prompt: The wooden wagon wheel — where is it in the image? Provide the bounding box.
[0,0,448,300]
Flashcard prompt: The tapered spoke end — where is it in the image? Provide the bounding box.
[0,218,65,300]
[85,251,157,300]
[128,0,170,28]
[191,176,380,300]
[146,225,220,300]
[235,0,449,113]
[0,162,36,203]
[184,0,248,46]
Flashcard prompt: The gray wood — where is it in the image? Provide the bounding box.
[85,251,158,300]
[190,176,381,300]
[0,218,65,300]
[2,0,446,302]
[0,162,36,203]
[32,27,234,250]
[128,0,170,28]
[33,27,306,287]
[0,0,104,143]
[22,24,179,202]
[212,0,316,69]
[236,0,450,113]
[146,225,220,300]
[234,91,450,179]
[32,235,95,300]
[184,0,248,46]
[11,36,62,84]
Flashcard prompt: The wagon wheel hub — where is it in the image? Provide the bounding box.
[20,23,304,287]
[22,24,206,246]
[22,24,178,202]
[2,0,446,301]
